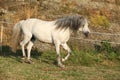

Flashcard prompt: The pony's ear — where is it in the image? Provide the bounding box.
[80,16,84,19]
[79,15,85,19]
[79,16,85,22]
[80,16,90,24]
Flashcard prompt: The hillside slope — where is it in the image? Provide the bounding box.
[0,0,120,50]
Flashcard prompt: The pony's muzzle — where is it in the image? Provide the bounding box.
[84,31,89,37]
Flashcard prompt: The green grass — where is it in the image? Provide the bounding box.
[0,46,120,80]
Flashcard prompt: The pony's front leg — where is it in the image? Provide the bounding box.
[61,43,72,62]
[27,41,34,64]
[55,43,65,68]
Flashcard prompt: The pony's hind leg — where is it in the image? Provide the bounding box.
[26,41,34,64]
[20,35,32,63]
[61,43,72,62]
[20,41,27,63]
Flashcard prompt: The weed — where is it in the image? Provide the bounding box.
[90,15,110,28]
[101,40,113,53]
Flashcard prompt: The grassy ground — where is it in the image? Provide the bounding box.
[0,46,120,80]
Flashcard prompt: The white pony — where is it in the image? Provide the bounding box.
[12,15,90,68]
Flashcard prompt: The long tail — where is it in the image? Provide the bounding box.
[11,20,24,52]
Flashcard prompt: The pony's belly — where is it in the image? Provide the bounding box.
[34,33,52,43]
[38,38,52,43]
[32,27,53,43]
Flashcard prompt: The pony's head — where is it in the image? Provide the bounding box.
[55,15,90,37]
[78,16,90,37]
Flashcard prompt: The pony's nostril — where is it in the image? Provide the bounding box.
[84,31,89,37]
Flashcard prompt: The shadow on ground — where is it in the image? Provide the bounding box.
[0,45,43,62]
[0,45,58,66]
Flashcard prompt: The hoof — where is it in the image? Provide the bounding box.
[58,64,65,68]
[22,60,26,63]
[27,59,34,64]
[21,57,26,63]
